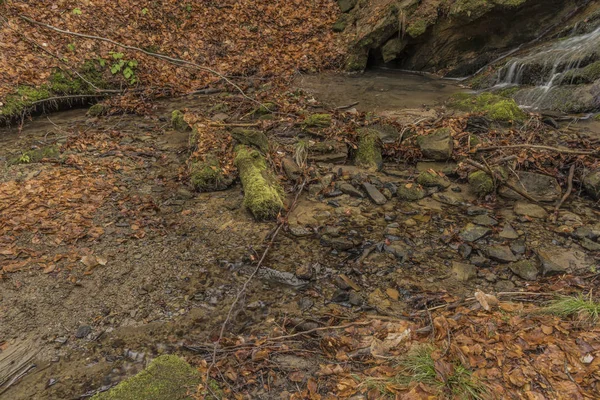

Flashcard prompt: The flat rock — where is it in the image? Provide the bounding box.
[416,127,453,160]
[416,161,458,176]
[337,182,364,198]
[288,225,313,237]
[452,262,476,281]
[485,245,517,263]
[459,223,491,242]
[499,171,561,202]
[362,182,387,205]
[473,214,498,226]
[536,247,591,275]
[580,238,600,252]
[499,223,519,239]
[514,202,548,219]
[321,235,356,251]
[308,140,348,164]
[509,260,539,280]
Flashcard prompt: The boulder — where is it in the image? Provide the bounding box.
[417,128,453,160]
[416,170,451,189]
[468,171,494,196]
[498,171,561,202]
[396,184,427,201]
[381,37,407,63]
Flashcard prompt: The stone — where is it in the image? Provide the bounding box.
[485,245,517,263]
[295,265,313,280]
[583,170,600,200]
[416,128,453,160]
[499,172,561,202]
[75,325,91,339]
[458,243,472,258]
[536,247,591,275]
[289,225,313,237]
[282,157,301,181]
[321,236,355,251]
[348,292,363,306]
[471,256,491,267]
[473,215,498,226]
[308,141,348,164]
[416,170,451,189]
[466,206,489,216]
[362,182,387,205]
[452,262,476,281]
[396,184,427,201]
[459,223,491,242]
[416,161,458,176]
[465,116,490,133]
[495,280,516,292]
[509,260,539,280]
[337,182,364,198]
[580,238,600,252]
[384,243,408,261]
[337,0,357,13]
[211,112,229,122]
[514,202,548,219]
[499,223,519,239]
[468,171,494,196]
[381,37,407,63]
[331,289,350,303]
[510,241,526,255]
[231,128,269,153]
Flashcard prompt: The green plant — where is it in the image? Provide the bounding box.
[66,43,76,52]
[108,52,139,84]
[294,139,309,168]
[72,8,82,15]
[541,294,600,324]
[17,153,31,164]
[141,7,149,15]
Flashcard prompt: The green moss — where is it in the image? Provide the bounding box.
[345,51,369,72]
[189,155,233,192]
[234,145,284,220]
[595,114,600,121]
[416,170,450,188]
[231,128,269,153]
[397,184,427,201]
[561,61,600,84]
[354,128,382,171]
[10,146,60,165]
[450,92,526,122]
[468,170,494,196]
[406,19,429,38]
[92,355,202,400]
[88,103,109,117]
[252,102,278,115]
[171,110,189,131]
[303,113,332,128]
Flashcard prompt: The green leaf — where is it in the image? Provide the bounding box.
[72,8,82,15]
[141,7,148,15]
[128,60,138,68]
[99,59,106,67]
[123,67,133,79]
[110,65,120,74]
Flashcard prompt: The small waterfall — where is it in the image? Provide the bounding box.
[494,26,600,110]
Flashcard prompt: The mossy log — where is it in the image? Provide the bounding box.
[234,145,284,220]
[354,128,382,171]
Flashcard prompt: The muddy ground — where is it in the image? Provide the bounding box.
[1,73,600,399]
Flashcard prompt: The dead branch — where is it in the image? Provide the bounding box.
[464,158,539,203]
[265,321,373,342]
[19,15,262,106]
[552,164,576,224]
[335,101,359,110]
[476,144,598,156]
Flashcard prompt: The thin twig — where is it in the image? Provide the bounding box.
[265,321,372,342]
[19,15,262,107]
[476,144,598,156]
[334,101,359,110]
[205,179,307,385]
[552,164,576,224]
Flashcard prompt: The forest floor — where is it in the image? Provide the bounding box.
[1,1,600,399]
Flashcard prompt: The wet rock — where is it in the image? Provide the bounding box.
[468,171,494,196]
[384,182,398,196]
[321,236,355,251]
[580,238,600,252]
[298,297,314,311]
[452,262,476,281]
[396,184,426,201]
[362,182,387,205]
[499,172,561,202]
[417,128,453,160]
[331,289,350,303]
[308,141,348,164]
[473,215,498,226]
[509,260,539,280]
[75,325,92,339]
[514,202,548,219]
[295,264,313,280]
[282,157,302,181]
[485,245,517,263]
[337,182,364,198]
[459,223,491,242]
[416,170,451,189]
[541,116,559,129]
[499,223,519,239]
[289,225,313,237]
[583,170,600,200]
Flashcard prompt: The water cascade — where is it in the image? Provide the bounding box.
[493,26,600,110]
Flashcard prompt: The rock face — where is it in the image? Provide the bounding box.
[417,128,453,160]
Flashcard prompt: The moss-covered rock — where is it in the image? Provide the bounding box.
[338,0,357,13]
[416,170,451,189]
[171,110,190,131]
[9,146,60,165]
[397,184,427,201]
[189,155,233,192]
[333,14,350,32]
[560,61,600,85]
[406,19,430,38]
[417,128,454,160]
[231,128,269,153]
[381,37,407,63]
[302,113,332,128]
[234,145,284,220]
[583,170,600,200]
[354,128,382,171]
[252,102,278,116]
[450,92,526,122]
[468,170,494,196]
[87,103,109,117]
[92,355,202,400]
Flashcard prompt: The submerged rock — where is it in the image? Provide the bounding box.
[416,170,451,189]
[416,128,453,160]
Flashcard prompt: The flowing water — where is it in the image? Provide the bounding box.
[494,26,600,110]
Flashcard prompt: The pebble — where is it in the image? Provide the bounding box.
[75,325,92,339]
[499,223,519,239]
